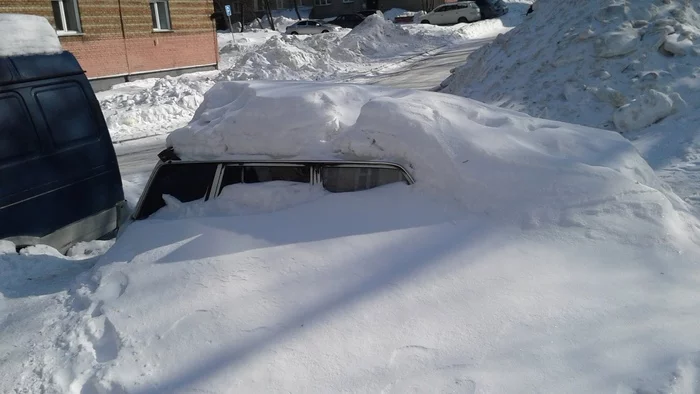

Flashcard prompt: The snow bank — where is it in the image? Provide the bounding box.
[383,8,412,21]
[20,81,700,394]
[100,19,492,141]
[441,0,700,133]
[0,14,62,57]
[99,74,216,141]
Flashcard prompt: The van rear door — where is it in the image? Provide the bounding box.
[0,52,126,252]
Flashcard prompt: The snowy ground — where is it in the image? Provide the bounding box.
[97,9,525,143]
[5,81,700,393]
[441,0,700,206]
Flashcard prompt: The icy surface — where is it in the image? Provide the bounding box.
[0,14,62,57]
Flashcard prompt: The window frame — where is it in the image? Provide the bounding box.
[0,92,41,165]
[314,0,331,6]
[52,0,82,35]
[149,0,173,31]
[132,160,415,220]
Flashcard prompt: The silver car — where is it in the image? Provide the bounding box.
[285,20,342,35]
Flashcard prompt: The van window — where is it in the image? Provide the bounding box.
[0,94,40,163]
[35,83,98,148]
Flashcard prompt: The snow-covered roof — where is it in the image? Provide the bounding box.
[0,14,63,57]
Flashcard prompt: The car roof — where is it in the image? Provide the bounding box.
[0,51,83,87]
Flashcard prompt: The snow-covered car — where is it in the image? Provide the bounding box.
[421,0,508,25]
[421,1,482,25]
[285,20,342,35]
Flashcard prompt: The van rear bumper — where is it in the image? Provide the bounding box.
[4,200,128,254]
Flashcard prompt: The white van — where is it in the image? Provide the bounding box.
[420,1,482,25]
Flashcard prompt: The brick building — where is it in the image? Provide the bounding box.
[0,0,219,90]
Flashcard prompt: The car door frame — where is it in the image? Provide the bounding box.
[431,5,447,24]
[131,158,416,220]
[465,2,482,21]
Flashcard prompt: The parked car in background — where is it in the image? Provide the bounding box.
[285,20,342,35]
[421,1,482,25]
[357,9,380,17]
[328,13,366,29]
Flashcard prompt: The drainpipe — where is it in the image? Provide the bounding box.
[117,0,132,80]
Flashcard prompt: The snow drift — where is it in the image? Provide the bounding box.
[441,0,700,132]
[0,14,62,57]
[7,81,700,394]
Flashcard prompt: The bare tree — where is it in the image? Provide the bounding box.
[293,0,302,20]
[420,0,435,12]
[263,0,276,31]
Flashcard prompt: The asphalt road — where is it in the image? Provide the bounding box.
[345,37,493,90]
[115,38,493,176]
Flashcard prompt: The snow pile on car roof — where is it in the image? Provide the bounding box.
[167,81,694,233]
[441,0,700,132]
[0,14,62,57]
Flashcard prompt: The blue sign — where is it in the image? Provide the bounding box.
[225,4,232,16]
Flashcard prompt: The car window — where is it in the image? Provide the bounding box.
[218,164,310,192]
[134,162,412,219]
[0,93,40,164]
[297,21,307,26]
[34,83,99,149]
[244,166,310,184]
[321,166,407,193]
[135,163,219,219]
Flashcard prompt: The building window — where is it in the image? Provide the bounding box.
[314,0,331,5]
[150,0,172,31]
[51,0,82,34]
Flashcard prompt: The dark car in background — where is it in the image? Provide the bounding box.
[357,9,380,17]
[474,0,508,18]
[328,13,367,29]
